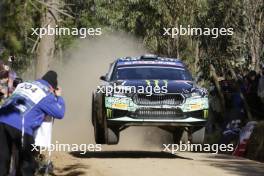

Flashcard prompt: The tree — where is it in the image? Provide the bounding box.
[0,0,40,72]
[35,0,59,78]
[244,0,264,71]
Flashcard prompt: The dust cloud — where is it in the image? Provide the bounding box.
[51,33,171,150]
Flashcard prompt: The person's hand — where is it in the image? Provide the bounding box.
[55,86,62,96]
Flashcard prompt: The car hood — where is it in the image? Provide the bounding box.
[111,80,196,93]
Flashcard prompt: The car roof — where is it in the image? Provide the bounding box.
[115,54,185,67]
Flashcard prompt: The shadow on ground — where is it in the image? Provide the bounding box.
[70,150,192,160]
[201,154,264,176]
[52,163,89,176]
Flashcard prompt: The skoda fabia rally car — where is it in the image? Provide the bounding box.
[92,55,208,144]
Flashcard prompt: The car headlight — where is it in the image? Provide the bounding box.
[184,88,208,98]
[191,91,202,98]
[113,86,132,97]
[183,90,209,112]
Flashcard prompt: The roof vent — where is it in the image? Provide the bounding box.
[140,54,158,60]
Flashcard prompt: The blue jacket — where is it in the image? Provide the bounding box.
[0,79,65,136]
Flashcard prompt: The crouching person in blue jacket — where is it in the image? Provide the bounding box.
[0,70,65,176]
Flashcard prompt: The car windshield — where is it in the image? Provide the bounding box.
[111,66,193,81]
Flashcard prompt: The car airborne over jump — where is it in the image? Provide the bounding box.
[92,54,209,145]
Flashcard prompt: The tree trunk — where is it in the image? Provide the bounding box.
[173,18,180,58]
[210,64,226,112]
[36,0,58,78]
[194,40,200,73]
[246,0,264,72]
[167,37,171,56]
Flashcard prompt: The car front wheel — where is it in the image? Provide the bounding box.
[106,128,119,145]
[92,95,106,144]
[191,127,205,144]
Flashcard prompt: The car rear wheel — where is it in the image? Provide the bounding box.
[92,95,106,144]
[172,128,184,144]
[191,127,205,144]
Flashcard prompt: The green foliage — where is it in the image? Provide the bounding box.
[93,0,206,72]
[92,0,263,77]
[0,0,42,71]
[197,0,247,77]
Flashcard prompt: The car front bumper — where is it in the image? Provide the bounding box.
[104,95,208,127]
[107,116,207,127]
[106,108,208,127]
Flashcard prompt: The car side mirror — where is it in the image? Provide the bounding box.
[100,75,106,81]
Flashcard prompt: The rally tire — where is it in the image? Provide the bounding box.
[106,128,120,145]
[172,128,184,144]
[92,94,106,144]
[191,127,205,144]
[93,117,106,144]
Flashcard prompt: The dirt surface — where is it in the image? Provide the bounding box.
[51,150,264,176]
[50,125,264,176]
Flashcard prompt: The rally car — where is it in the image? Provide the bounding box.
[92,54,208,144]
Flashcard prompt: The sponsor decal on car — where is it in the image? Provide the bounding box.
[190,103,202,111]
[112,103,128,109]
